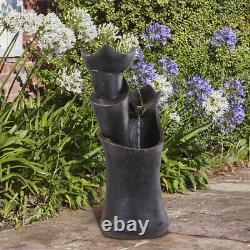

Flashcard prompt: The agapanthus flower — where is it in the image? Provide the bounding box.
[223,78,245,103]
[57,67,83,94]
[136,46,144,61]
[1,10,75,55]
[152,74,174,105]
[185,76,213,106]
[142,22,171,47]
[169,112,181,122]
[218,78,245,133]
[97,23,119,44]
[159,57,179,76]
[129,61,157,86]
[0,10,44,35]
[66,8,97,42]
[207,27,236,51]
[202,90,229,121]
[38,13,76,55]
[116,33,139,53]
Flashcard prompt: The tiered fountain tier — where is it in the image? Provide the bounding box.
[81,45,170,239]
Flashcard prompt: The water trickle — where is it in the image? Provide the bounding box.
[137,116,141,149]
[137,88,143,149]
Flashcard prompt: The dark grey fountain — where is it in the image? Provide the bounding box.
[81,45,169,239]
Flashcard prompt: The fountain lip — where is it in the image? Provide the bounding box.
[129,85,161,116]
[81,44,137,57]
[91,69,123,76]
[98,110,164,151]
[90,88,128,106]
[80,45,137,73]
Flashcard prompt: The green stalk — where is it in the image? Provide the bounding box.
[0,49,28,93]
[5,67,22,103]
[0,27,6,37]
[0,32,19,71]
[14,52,48,108]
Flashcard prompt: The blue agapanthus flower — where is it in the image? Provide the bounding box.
[207,27,237,51]
[142,22,171,47]
[185,76,213,106]
[159,57,179,76]
[129,60,157,86]
[218,78,245,134]
[223,78,245,103]
[136,46,144,61]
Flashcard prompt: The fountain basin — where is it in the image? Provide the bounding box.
[98,110,170,239]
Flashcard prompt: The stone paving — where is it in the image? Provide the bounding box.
[0,168,249,250]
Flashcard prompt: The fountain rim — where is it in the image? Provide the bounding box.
[90,89,128,106]
[80,44,137,57]
[98,110,164,151]
[91,69,123,76]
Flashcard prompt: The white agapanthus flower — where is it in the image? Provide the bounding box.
[57,67,83,94]
[66,8,97,42]
[0,11,21,31]
[153,74,174,105]
[97,23,119,42]
[169,112,181,122]
[202,90,229,121]
[116,33,139,53]
[38,13,76,55]
[0,10,43,35]
[19,10,44,35]
[1,11,75,55]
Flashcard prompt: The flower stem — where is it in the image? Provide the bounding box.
[0,28,5,37]
[0,49,28,93]
[0,32,19,74]
[14,52,48,108]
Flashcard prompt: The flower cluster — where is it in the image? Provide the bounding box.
[202,90,229,121]
[185,76,213,106]
[218,79,245,133]
[169,112,181,122]
[152,74,174,105]
[0,10,76,55]
[96,23,119,44]
[94,23,139,54]
[207,27,236,51]
[185,75,245,133]
[66,8,97,43]
[116,33,139,54]
[129,61,157,86]
[38,13,76,55]
[159,57,179,76]
[142,22,171,47]
[57,67,83,94]
[0,9,43,35]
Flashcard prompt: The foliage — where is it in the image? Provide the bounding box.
[50,0,249,192]
[0,92,104,229]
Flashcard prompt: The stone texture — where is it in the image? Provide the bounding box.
[0,168,249,250]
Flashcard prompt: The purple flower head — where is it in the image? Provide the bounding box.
[159,57,179,76]
[128,60,157,86]
[223,78,245,103]
[218,103,245,134]
[207,27,237,51]
[136,46,144,61]
[185,76,213,106]
[218,78,245,133]
[142,22,171,48]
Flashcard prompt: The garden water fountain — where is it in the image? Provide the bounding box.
[82,45,169,239]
